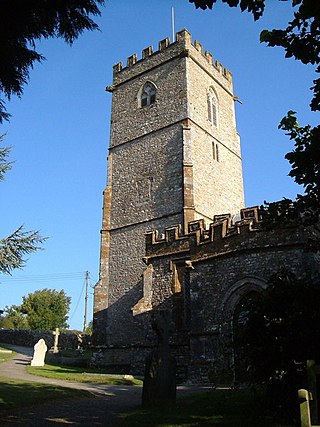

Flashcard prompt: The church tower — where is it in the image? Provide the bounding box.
[94,29,244,348]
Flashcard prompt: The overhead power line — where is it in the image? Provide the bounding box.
[0,271,86,284]
[69,273,87,324]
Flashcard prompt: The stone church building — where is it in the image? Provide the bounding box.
[93,29,319,383]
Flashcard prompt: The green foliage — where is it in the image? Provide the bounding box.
[0,0,104,122]
[190,0,265,21]
[280,112,320,200]
[18,288,71,331]
[260,198,301,229]
[260,194,319,234]
[245,269,320,418]
[0,226,46,274]
[0,135,13,181]
[0,137,46,274]
[0,305,29,329]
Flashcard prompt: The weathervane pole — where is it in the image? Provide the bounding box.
[171,6,175,42]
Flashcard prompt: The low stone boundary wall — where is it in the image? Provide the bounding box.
[0,329,91,350]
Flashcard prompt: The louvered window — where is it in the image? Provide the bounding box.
[141,82,156,107]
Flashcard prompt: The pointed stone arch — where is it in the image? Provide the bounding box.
[214,277,267,385]
[218,277,267,324]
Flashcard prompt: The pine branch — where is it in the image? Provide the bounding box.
[0,226,47,274]
[0,135,13,181]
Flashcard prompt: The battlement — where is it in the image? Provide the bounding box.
[145,205,315,263]
[112,28,232,81]
[146,207,260,255]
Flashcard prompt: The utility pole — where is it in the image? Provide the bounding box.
[83,271,89,332]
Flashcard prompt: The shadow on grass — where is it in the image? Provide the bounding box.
[120,389,292,427]
[0,378,89,411]
[0,378,139,426]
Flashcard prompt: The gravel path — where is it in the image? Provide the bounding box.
[0,344,210,426]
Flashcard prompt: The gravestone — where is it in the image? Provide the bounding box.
[306,360,320,424]
[142,310,176,407]
[53,328,60,353]
[298,389,314,427]
[31,338,47,366]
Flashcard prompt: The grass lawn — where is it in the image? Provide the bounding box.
[120,389,293,427]
[0,377,91,411]
[27,363,143,386]
[0,346,14,363]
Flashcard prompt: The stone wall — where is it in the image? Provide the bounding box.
[144,207,319,383]
[190,123,244,222]
[0,329,91,350]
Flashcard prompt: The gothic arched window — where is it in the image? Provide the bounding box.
[207,88,218,127]
[141,82,156,107]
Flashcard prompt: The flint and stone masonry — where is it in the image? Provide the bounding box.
[94,29,244,344]
[93,30,319,383]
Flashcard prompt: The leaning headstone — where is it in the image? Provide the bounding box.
[142,310,176,407]
[31,338,47,367]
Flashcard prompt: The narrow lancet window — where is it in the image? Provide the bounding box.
[141,82,156,107]
[207,88,218,127]
[212,141,220,162]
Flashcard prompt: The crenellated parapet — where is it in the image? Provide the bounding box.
[145,206,312,262]
[111,28,232,83]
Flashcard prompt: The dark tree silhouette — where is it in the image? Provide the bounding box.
[0,0,104,123]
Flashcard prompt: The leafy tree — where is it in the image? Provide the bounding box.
[244,269,320,418]
[18,288,71,331]
[190,0,265,20]
[0,0,104,123]
[0,305,29,329]
[190,0,320,225]
[0,135,45,274]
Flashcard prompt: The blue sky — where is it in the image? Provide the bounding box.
[0,0,317,331]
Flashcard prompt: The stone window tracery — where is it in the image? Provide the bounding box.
[141,82,156,107]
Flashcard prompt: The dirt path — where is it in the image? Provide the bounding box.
[0,344,210,426]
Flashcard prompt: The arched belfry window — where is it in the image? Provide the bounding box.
[207,88,218,127]
[140,82,156,107]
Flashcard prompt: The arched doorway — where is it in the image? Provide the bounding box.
[215,277,267,385]
[233,291,262,384]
